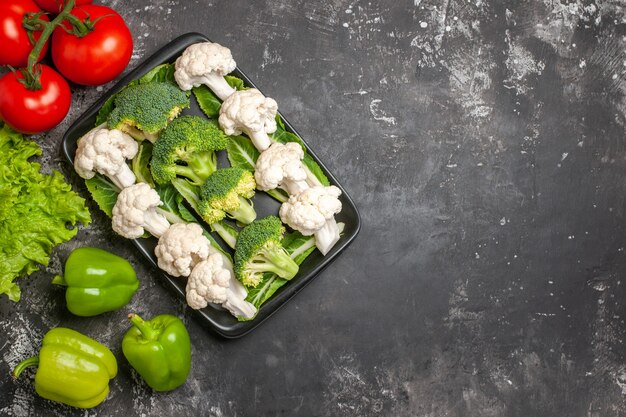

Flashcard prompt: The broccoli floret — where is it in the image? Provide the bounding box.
[151,116,228,185]
[234,216,299,287]
[198,167,256,225]
[107,82,190,142]
[171,177,239,249]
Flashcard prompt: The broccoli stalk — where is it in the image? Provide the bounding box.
[131,142,155,187]
[171,178,201,210]
[228,196,256,224]
[234,216,299,287]
[107,82,190,142]
[243,223,345,309]
[171,178,240,249]
[170,167,258,227]
[210,220,239,250]
[244,244,298,279]
[168,151,218,186]
[151,116,228,186]
[153,183,197,225]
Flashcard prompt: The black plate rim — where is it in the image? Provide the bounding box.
[62,32,361,338]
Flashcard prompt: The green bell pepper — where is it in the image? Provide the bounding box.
[122,313,191,391]
[53,247,139,316]
[12,327,117,409]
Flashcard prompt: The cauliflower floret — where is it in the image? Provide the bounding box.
[186,253,257,319]
[218,89,278,151]
[174,41,237,100]
[279,185,343,255]
[111,183,170,239]
[255,142,309,196]
[74,126,138,189]
[154,223,211,277]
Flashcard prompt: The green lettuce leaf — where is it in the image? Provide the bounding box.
[193,85,221,119]
[139,63,175,84]
[210,221,239,250]
[226,134,260,171]
[84,175,119,218]
[245,274,287,309]
[0,124,91,301]
[132,141,155,187]
[272,123,306,149]
[193,75,248,119]
[177,200,196,223]
[283,231,317,265]
[225,75,248,90]
[95,95,117,126]
[302,154,330,186]
[155,183,196,224]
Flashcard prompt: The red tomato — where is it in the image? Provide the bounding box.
[51,5,133,86]
[0,0,50,67]
[33,0,91,13]
[0,65,71,134]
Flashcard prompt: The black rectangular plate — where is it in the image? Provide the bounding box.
[62,32,361,338]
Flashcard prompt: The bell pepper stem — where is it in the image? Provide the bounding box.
[51,275,67,286]
[12,356,39,379]
[128,314,157,340]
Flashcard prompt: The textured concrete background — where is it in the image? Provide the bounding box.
[3,0,626,416]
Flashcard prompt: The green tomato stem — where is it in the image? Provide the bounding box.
[24,0,77,89]
[12,356,39,379]
[61,12,90,36]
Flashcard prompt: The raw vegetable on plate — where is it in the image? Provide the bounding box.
[106,82,190,142]
[111,183,171,239]
[71,39,346,323]
[234,216,299,287]
[153,222,256,319]
[150,115,228,186]
[74,125,139,189]
[172,166,257,227]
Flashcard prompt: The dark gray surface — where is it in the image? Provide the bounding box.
[2,0,626,416]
